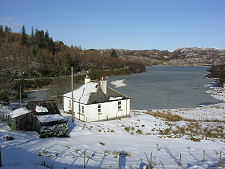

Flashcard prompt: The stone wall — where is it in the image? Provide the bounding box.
[39,122,68,138]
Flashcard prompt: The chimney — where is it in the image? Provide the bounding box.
[84,75,91,84]
[100,75,107,94]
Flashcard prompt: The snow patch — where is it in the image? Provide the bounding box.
[10,107,31,118]
[37,114,65,123]
[35,105,48,113]
[109,96,123,101]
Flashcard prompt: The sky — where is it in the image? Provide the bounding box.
[0,0,225,51]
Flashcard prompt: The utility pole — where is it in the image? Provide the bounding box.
[0,145,2,167]
[71,67,74,122]
[19,85,22,107]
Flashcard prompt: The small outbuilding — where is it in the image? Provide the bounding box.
[10,100,68,138]
[63,76,131,122]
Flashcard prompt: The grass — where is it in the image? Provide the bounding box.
[157,121,224,141]
[144,110,187,121]
[144,110,225,122]
[190,136,201,142]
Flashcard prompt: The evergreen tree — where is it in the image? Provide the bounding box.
[0,25,3,43]
[4,25,11,43]
[31,27,34,46]
[111,49,117,58]
[21,25,28,46]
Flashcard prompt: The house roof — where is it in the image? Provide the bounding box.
[10,107,31,118]
[26,100,60,115]
[37,114,66,123]
[64,81,130,105]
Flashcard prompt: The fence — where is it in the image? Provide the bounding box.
[0,145,224,169]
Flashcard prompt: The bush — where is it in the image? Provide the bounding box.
[190,137,201,142]
[124,127,130,132]
[136,129,143,134]
[99,142,105,146]
[5,135,15,141]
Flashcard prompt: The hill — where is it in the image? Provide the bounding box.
[98,47,225,65]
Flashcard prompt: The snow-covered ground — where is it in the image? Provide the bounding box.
[110,79,127,88]
[0,86,225,169]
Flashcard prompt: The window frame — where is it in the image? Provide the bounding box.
[118,101,122,111]
[98,104,102,115]
[69,99,72,107]
[81,106,84,114]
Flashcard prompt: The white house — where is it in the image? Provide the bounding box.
[63,76,130,122]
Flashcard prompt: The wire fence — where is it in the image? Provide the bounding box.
[1,144,224,169]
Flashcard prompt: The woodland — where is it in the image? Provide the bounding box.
[0,25,145,103]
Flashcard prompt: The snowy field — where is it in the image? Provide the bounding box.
[0,87,225,169]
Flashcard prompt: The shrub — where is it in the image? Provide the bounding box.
[99,142,105,146]
[124,127,130,132]
[190,137,201,142]
[136,129,143,134]
[5,136,15,141]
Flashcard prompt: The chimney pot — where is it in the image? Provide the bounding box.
[85,75,91,84]
[100,76,107,94]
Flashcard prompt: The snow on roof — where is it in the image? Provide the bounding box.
[10,107,31,118]
[109,97,123,101]
[35,105,48,113]
[37,114,65,123]
[64,82,99,104]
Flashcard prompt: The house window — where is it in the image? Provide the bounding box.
[82,106,84,114]
[69,100,72,107]
[98,104,101,113]
[118,101,122,110]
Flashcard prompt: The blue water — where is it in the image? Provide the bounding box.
[108,66,220,109]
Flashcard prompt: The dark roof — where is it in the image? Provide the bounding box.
[26,100,60,115]
[87,86,130,104]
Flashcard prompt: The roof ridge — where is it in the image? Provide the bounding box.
[107,86,130,99]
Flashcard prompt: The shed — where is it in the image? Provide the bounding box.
[9,101,68,138]
[10,107,32,130]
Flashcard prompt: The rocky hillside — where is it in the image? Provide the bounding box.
[99,47,225,66]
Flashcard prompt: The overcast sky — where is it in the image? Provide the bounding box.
[1,0,225,51]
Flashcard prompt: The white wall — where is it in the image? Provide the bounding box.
[63,97,130,122]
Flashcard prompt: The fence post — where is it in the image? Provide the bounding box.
[178,153,181,166]
[203,150,205,164]
[0,145,2,167]
[149,152,153,168]
[43,150,45,166]
[118,152,120,168]
[84,151,86,168]
[220,151,222,167]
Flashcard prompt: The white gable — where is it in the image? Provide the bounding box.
[64,82,98,104]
